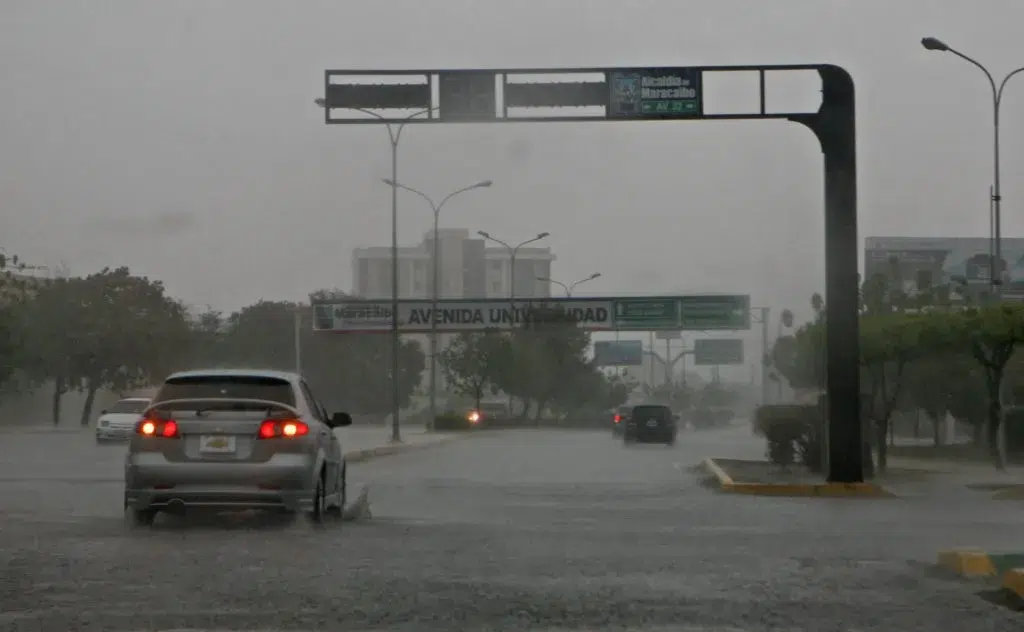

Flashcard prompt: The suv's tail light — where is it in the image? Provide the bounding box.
[258,419,309,439]
[613,414,622,423]
[137,418,178,438]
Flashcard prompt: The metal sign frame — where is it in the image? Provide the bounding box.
[319,63,862,484]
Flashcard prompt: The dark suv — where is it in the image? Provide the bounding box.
[623,404,677,445]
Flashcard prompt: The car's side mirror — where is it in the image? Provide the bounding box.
[99,409,108,415]
[330,412,352,428]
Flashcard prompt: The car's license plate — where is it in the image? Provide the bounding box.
[646,419,658,427]
[200,435,236,454]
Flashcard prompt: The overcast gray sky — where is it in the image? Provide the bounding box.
[2,0,1021,325]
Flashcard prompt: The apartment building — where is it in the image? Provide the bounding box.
[352,228,556,300]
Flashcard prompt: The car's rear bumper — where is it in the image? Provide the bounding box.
[124,453,317,511]
[96,429,133,442]
[624,424,676,442]
[125,487,315,512]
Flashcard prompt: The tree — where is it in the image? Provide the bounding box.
[439,332,504,412]
[214,291,426,416]
[491,306,593,420]
[18,268,191,425]
[858,312,927,470]
[954,304,1024,469]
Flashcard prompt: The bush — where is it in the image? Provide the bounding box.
[755,404,822,468]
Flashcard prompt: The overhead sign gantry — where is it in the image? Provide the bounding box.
[319,64,861,485]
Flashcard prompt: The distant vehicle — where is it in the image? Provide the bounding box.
[623,404,677,445]
[96,397,151,443]
[611,405,634,436]
[123,368,352,527]
[467,400,510,425]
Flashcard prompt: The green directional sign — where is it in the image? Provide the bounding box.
[613,298,679,329]
[679,295,750,330]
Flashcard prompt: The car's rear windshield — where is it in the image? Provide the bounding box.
[617,406,634,414]
[107,399,149,414]
[631,405,671,420]
[154,375,296,407]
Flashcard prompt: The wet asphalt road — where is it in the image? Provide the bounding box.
[1,424,1023,631]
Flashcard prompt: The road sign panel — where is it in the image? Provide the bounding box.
[313,295,750,333]
[607,67,702,119]
[313,298,614,333]
[593,341,643,366]
[693,338,745,365]
[613,298,679,329]
[679,295,750,330]
[439,71,496,121]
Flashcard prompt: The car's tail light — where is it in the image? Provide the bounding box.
[613,414,622,423]
[258,419,309,439]
[137,418,178,438]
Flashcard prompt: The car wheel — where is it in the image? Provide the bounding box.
[327,465,346,518]
[308,473,326,525]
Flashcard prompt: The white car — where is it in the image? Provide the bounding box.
[96,397,151,443]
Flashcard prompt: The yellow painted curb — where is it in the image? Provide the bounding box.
[936,549,997,578]
[1003,568,1024,598]
[701,457,894,498]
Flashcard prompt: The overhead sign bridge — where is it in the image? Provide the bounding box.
[312,295,751,334]
[319,63,861,483]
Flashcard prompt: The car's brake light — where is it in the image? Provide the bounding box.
[613,414,622,423]
[137,418,178,438]
[258,419,309,439]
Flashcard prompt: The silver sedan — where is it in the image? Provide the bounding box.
[124,369,352,526]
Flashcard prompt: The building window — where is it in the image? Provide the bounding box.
[491,281,502,293]
[490,261,503,272]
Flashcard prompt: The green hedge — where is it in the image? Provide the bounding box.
[754,404,823,471]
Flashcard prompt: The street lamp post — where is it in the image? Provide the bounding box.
[921,37,1024,299]
[314,99,436,443]
[477,231,550,299]
[536,272,601,297]
[383,179,494,431]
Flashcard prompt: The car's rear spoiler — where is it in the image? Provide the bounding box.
[144,397,302,418]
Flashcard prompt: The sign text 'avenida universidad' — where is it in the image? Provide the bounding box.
[315,299,614,333]
[313,295,751,333]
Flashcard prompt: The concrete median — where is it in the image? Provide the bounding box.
[698,457,894,498]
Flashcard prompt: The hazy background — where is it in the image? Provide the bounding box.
[1,0,1020,382]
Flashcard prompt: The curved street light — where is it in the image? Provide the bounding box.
[477,231,550,299]
[314,98,437,443]
[381,178,493,430]
[536,272,601,297]
[921,37,1024,299]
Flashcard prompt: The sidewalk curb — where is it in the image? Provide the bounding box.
[936,549,1024,603]
[344,433,468,464]
[698,457,894,498]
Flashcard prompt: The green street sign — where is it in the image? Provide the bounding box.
[679,295,750,330]
[613,298,679,329]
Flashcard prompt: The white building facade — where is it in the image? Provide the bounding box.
[352,228,556,300]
